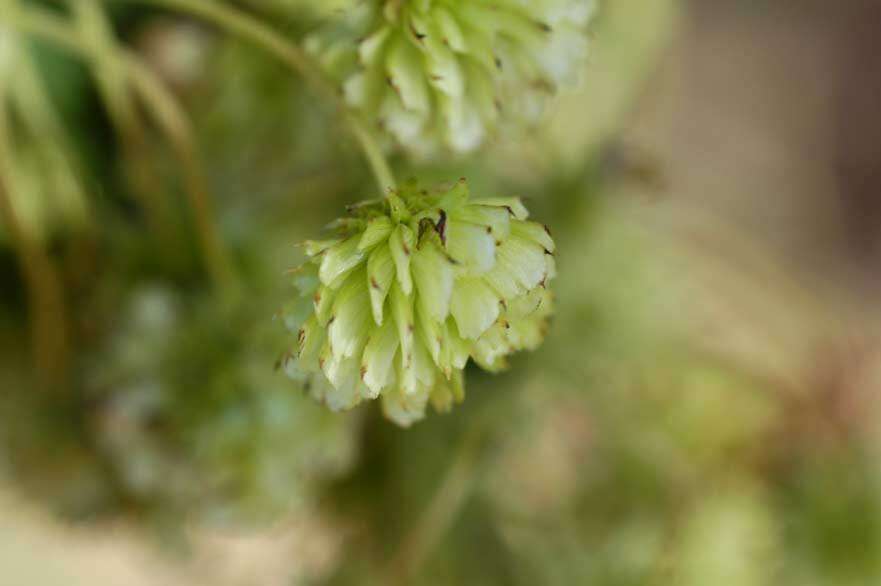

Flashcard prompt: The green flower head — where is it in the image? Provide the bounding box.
[306,0,596,155]
[283,179,556,426]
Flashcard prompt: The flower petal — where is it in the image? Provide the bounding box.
[386,37,430,112]
[511,219,555,253]
[361,317,399,398]
[359,216,394,250]
[367,243,395,325]
[450,277,501,339]
[470,197,529,220]
[412,241,455,322]
[320,235,366,288]
[450,204,511,240]
[389,224,415,294]
[446,220,496,274]
[328,269,372,361]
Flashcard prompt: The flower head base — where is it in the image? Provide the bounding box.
[283,179,556,426]
[306,0,596,155]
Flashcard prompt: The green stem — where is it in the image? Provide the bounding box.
[0,100,71,390]
[3,4,236,289]
[387,426,483,583]
[112,0,397,192]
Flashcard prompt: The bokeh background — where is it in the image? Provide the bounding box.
[2,0,881,584]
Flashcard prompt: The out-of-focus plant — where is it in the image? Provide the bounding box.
[305,0,596,155]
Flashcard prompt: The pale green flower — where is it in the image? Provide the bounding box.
[283,179,556,426]
[306,0,596,155]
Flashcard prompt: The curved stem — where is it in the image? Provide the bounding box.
[3,4,236,289]
[112,0,397,191]
[349,114,397,192]
[0,101,71,390]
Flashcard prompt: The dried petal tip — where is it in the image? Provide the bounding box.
[281,180,556,426]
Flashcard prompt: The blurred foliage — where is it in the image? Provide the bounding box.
[1,1,881,585]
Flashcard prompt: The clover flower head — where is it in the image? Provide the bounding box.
[306,0,596,155]
[283,179,556,426]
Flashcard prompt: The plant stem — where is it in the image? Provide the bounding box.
[387,426,483,583]
[3,5,236,289]
[0,104,70,390]
[111,0,397,191]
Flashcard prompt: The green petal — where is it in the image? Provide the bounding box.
[445,318,471,370]
[367,243,395,325]
[485,236,546,299]
[416,300,443,366]
[282,295,314,335]
[450,204,511,240]
[424,36,465,98]
[471,323,511,373]
[389,224,415,294]
[297,315,326,372]
[301,238,342,257]
[446,220,496,274]
[412,241,455,322]
[328,269,372,361]
[511,219,555,253]
[290,262,320,295]
[320,356,365,412]
[430,369,465,413]
[313,284,336,326]
[359,26,390,66]
[359,216,394,250]
[361,317,400,397]
[470,197,529,220]
[433,7,467,53]
[382,386,429,427]
[386,37,430,112]
[389,280,415,369]
[319,235,366,288]
[450,277,501,339]
[436,178,469,210]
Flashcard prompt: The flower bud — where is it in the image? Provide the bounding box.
[306,0,596,155]
[283,179,556,426]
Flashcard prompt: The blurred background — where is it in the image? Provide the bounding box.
[2,0,881,584]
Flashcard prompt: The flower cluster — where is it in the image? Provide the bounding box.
[306,0,596,154]
[283,180,555,426]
